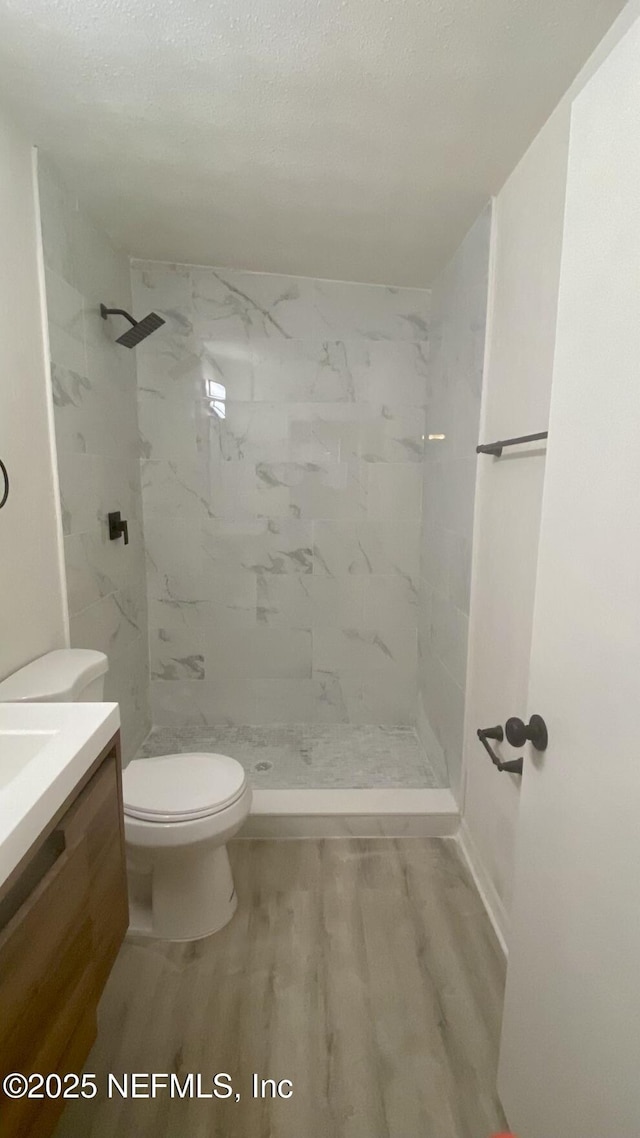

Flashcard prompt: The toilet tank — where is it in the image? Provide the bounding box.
[0,649,108,703]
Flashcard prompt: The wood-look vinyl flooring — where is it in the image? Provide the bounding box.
[55,839,507,1138]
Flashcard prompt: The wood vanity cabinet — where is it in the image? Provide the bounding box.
[0,733,128,1138]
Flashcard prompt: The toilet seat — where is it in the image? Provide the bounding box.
[123,753,247,823]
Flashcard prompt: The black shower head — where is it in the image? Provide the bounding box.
[100,304,165,348]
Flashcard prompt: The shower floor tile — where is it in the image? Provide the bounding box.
[134,725,443,789]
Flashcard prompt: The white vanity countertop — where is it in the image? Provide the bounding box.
[0,702,120,887]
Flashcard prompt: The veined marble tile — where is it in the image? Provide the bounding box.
[131,260,193,318]
[205,461,263,519]
[445,528,473,615]
[49,319,87,378]
[308,278,430,341]
[360,405,426,463]
[50,362,94,455]
[135,338,203,404]
[348,340,430,406]
[203,517,313,576]
[150,679,257,726]
[428,587,469,689]
[418,649,465,795]
[308,576,366,628]
[57,452,103,536]
[203,573,258,630]
[190,268,431,342]
[312,519,372,576]
[256,575,312,628]
[251,340,357,403]
[105,451,144,515]
[45,268,85,344]
[421,461,446,530]
[353,521,419,582]
[359,668,419,726]
[105,633,150,760]
[205,402,353,466]
[116,577,148,638]
[137,384,200,463]
[289,459,367,520]
[40,159,151,762]
[313,625,417,677]
[64,525,143,616]
[147,597,209,635]
[367,463,423,518]
[125,260,439,735]
[313,517,420,579]
[420,522,447,593]
[150,627,205,682]
[144,515,205,603]
[205,626,312,680]
[70,589,142,661]
[251,461,298,519]
[299,404,363,464]
[140,456,212,519]
[191,268,304,340]
[64,532,114,615]
[207,402,291,463]
[363,574,419,631]
[297,404,425,466]
[250,679,318,724]
[197,339,256,402]
[449,456,478,537]
[311,670,353,723]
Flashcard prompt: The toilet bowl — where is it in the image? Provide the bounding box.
[0,649,252,942]
[123,752,251,940]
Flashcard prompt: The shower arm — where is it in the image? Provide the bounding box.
[100,304,137,327]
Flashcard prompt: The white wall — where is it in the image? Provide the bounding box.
[460,0,640,949]
[0,105,66,679]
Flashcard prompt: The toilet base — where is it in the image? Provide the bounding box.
[126,841,238,942]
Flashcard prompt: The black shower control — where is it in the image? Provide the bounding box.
[505,714,548,751]
[108,511,129,545]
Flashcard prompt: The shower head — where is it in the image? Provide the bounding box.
[100,304,165,348]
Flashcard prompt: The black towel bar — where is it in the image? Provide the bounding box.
[476,431,548,457]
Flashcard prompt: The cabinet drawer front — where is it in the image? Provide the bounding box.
[63,754,129,982]
[0,833,95,1075]
[0,740,128,1138]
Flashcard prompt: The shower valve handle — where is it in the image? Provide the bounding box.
[108,511,129,545]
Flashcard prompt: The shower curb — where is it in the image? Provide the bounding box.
[238,788,459,838]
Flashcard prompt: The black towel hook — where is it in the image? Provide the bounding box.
[0,459,9,510]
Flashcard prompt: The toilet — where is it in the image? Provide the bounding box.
[0,648,251,941]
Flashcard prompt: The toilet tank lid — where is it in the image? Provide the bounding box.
[0,649,108,702]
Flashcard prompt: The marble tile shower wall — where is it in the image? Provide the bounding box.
[38,157,150,757]
[417,206,491,794]
[131,263,431,727]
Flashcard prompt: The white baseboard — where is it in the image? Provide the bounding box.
[239,787,459,838]
[457,819,509,955]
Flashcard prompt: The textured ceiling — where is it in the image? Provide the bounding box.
[0,0,626,284]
